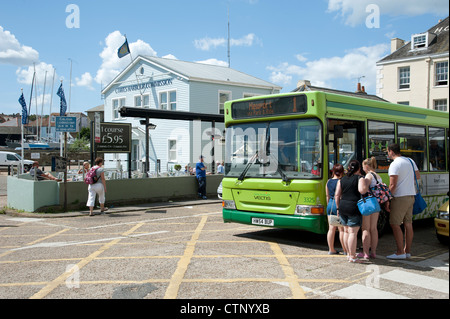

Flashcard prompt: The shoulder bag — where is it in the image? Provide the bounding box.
[407,158,427,215]
[357,194,381,216]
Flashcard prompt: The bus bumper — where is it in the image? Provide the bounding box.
[223,209,328,235]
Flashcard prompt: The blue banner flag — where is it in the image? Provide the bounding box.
[57,83,67,116]
[118,39,130,58]
[18,93,28,125]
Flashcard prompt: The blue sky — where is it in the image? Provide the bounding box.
[0,0,448,115]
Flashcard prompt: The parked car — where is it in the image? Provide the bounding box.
[435,198,449,245]
[217,181,223,199]
[0,151,34,172]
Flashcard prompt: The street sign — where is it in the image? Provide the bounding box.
[56,116,78,133]
[96,123,131,153]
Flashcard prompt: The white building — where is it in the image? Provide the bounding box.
[376,17,449,111]
[101,56,281,174]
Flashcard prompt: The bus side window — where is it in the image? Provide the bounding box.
[398,124,427,171]
[368,121,395,171]
[429,127,446,171]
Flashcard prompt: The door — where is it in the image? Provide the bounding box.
[327,119,366,174]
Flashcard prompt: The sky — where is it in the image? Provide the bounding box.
[0,0,448,115]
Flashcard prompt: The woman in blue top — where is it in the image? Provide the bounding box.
[326,163,346,255]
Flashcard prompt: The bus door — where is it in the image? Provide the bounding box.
[327,119,366,173]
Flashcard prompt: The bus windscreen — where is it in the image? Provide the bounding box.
[231,95,307,119]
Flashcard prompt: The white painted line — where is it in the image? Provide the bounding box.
[331,284,410,299]
[11,231,169,251]
[7,218,45,223]
[380,269,449,294]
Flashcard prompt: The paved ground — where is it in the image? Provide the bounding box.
[1,172,448,308]
[0,201,448,301]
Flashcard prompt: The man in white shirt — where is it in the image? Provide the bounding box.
[387,143,420,260]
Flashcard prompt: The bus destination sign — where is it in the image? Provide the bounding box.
[231,95,307,119]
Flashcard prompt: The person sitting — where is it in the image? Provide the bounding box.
[29,161,61,181]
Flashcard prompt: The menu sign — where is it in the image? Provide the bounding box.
[231,95,307,119]
[96,123,131,153]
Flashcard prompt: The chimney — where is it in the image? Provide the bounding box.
[356,82,362,93]
[297,80,311,88]
[391,38,405,53]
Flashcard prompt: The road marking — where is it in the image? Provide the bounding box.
[29,223,144,299]
[332,284,410,299]
[0,228,69,258]
[380,269,449,294]
[269,243,305,299]
[10,231,169,251]
[164,215,208,299]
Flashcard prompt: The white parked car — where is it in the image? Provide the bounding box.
[0,151,34,171]
[217,181,223,199]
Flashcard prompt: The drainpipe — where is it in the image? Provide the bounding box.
[425,58,431,109]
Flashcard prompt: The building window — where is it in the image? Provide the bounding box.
[435,61,448,86]
[134,95,141,107]
[168,140,177,162]
[397,101,409,106]
[143,94,150,108]
[412,34,427,49]
[434,99,448,112]
[219,91,231,115]
[160,92,168,110]
[112,98,126,119]
[160,91,176,110]
[170,91,177,110]
[135,94,150,108]
[399,67,410,89]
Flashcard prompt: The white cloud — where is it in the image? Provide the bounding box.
[194,33,259,51]
[75,72,94,90]
[0,26,39,66]
[327,0,449,26]
[16,62,57,87]
[95,31,157,85]
[267,43,389,91]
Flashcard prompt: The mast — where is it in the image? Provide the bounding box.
[40,70,47,141]
[68,58,73,114]
[227,6,231,68]
[48,68,56,139]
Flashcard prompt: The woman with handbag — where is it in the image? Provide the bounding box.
[326,164,347,255]
[358,157,384,259]
[334,160,367,263]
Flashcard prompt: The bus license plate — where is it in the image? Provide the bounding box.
[252,218,274,227]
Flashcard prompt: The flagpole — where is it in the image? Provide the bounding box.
[21,89,24,174]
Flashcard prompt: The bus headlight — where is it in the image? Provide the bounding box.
[223,200,236,210]
[295,205,324,216]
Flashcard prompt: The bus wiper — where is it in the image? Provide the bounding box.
[238,151,258,181]
[277,165,290,183]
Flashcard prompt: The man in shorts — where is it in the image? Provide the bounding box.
[387,143,420,260]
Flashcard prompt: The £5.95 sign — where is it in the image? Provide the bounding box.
[96,123,131,153]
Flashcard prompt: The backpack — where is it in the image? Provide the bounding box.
[84,167,99,185]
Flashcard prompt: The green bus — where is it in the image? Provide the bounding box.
[221,91,449,235]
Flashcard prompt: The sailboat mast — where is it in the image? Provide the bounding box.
[48,68,56,139]
[40,71,47,141]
